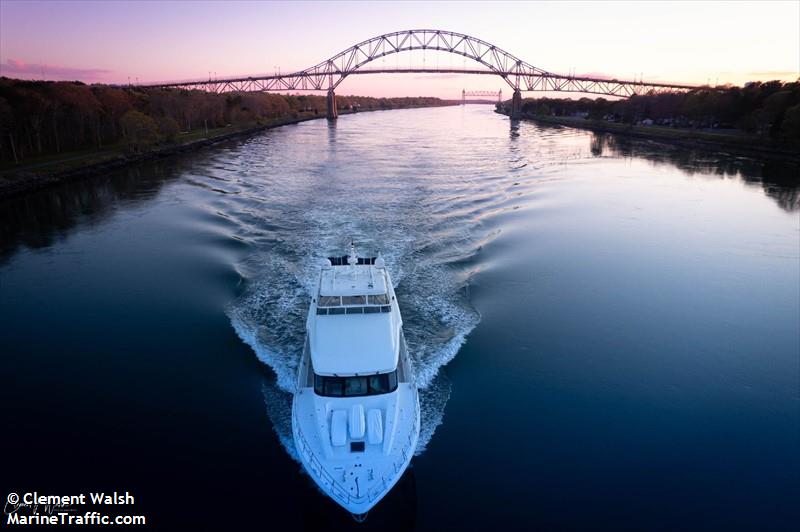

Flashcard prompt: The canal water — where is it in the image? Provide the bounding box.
[1,106,798,530]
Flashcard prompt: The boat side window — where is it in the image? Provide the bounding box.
[318,296,340,307]
[314,370,399,397]
[341,295,366,306]
[368,294,389,305]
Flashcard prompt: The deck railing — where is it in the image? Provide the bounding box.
[292,382,420,507]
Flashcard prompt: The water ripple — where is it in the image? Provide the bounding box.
[186,106,586,457]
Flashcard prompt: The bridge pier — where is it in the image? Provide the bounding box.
[511,89,522,119]
[327,89,338,120]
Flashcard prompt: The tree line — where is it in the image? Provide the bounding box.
[0,77,450,163]
[499,80,800,144]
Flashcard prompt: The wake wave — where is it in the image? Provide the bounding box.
[229,253,478,394]
[214,107,541,458]
[227,235,483,457]
[230,252,480,458]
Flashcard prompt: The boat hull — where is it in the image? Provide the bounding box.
[291,333,420,514]
[291,387,419,514]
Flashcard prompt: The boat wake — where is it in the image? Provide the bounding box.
[227,234,479,457]
[217,110,531,460]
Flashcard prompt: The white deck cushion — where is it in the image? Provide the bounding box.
[331,410,348,447]
[367,409,383,445]
[349,404,365,439]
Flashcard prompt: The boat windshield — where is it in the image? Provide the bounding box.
[314,371,398,397]
[318,293,389,307]
[318,296,340,307]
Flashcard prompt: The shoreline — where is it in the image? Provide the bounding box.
[0,104,453,200]
[496,110,800,162]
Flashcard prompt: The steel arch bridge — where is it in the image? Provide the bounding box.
[141,29,703,117]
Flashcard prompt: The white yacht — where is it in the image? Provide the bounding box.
[292,245,420,517]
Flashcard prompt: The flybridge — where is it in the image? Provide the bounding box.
[328,256,378,266]
[318,251,389,298]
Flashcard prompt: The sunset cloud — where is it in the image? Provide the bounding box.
[0,59,113,81]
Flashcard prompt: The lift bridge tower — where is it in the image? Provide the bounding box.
[461,89,503,105]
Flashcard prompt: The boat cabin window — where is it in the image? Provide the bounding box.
[317,305,391,315]
[314,370,398,397]
[318,296,340,307]
[318,293,390,311]
[368,294,389,305]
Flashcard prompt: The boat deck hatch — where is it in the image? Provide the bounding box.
[350,441,365,453]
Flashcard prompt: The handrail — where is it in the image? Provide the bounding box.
[292,380,420,506]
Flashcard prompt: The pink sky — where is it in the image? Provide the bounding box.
[1,1,797,98]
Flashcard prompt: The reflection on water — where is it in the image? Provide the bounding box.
[1,109,796,466]
[0,148,233,263]
[2,115,795,266]
[589,131,800,211]
[1,105,797,529]
[0,164,175,262]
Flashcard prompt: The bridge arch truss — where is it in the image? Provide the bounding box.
[143,29,700,99]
